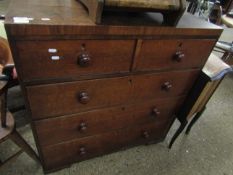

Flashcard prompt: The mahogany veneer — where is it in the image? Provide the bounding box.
[27,69,199,119]
[34,96,184,146]
[16,40,135,81]
[4,0,222,173]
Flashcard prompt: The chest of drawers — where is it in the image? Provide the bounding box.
[5,0,222,173]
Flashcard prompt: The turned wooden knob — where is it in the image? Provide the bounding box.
[173,51,185,62]
[78,53,91,67]
[78,92,90,104]
[151,108,160,117]
[142,131,150,139]
[162,82,172,91]
[79,122,87,132]
[79,147,86,156]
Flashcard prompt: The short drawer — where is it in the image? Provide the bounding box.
[134,39,215,71]
[34,96,184,146]
[40,121,171,171]
[16,40,135,81]
[27,69,199,119]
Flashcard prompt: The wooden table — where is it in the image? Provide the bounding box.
[4,0,222,173]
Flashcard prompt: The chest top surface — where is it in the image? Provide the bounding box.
[4,0,222,37]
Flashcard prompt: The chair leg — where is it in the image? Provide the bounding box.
[168,121,188,149]
[9,130,40,164]
[1,90,8,128]
[0,150,23,169]
[185,106,206,135]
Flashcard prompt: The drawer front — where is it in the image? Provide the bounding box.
[132,69,200,101]
[27,76,131,119]
[35,96,184,146]
[16,40,135,81]
[41,121,171,171]
[27,69,199,119]
[134,39,215,71]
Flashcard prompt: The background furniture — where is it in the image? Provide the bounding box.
[0,41,39,168]
[216,40,233,64]
[4,0,222,173]
[215,28,233,64]
[169,53,233,148]
[221,14,233,27]
[79,0,186,25]
[222,0,233,13]
[169,28,233,148]
[0,75,39,169]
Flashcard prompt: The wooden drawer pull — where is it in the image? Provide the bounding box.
[142,131,150,139]
[78,92,90,104]
[79,122,87,132]
[173,51,185,62]
[78,53,91,67]
[79,147,86,156]
[151,108,160,117]
[162,82,172,91]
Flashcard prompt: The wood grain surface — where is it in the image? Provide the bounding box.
[105,0,180,10]
[26,69,199,119]
[4,0,222,37]
[133,39,215,71]
[34,96,184,146]
[41,121,172,171]
[15,40,135,81]
[4,0,222,173]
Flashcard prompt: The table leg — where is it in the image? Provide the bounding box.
[185,106,206,135]
[168,121,188,149]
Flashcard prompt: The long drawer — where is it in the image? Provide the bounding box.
[34,96,184,146]
[134,39,215,71]
[15,40,135,81]
[40,120,172,171]
[27,69,199,119]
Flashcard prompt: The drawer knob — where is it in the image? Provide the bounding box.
[78,53,91,67]
[142,131,150,139]
[79,92,90,104]
[173,51,185,62]
[79,122,87,132]
[79,147,86,156]
[152,108,160,117]
[162,82,172,91]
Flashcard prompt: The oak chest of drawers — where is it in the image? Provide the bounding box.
[5,0,222,173]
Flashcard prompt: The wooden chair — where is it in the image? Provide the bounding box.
[169,53,233,148]
[0,37,40,168]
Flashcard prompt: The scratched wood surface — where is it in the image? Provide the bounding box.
[105,0,180,10]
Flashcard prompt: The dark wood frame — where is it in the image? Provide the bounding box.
[79,0,186,25]
[4,0,222,172]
